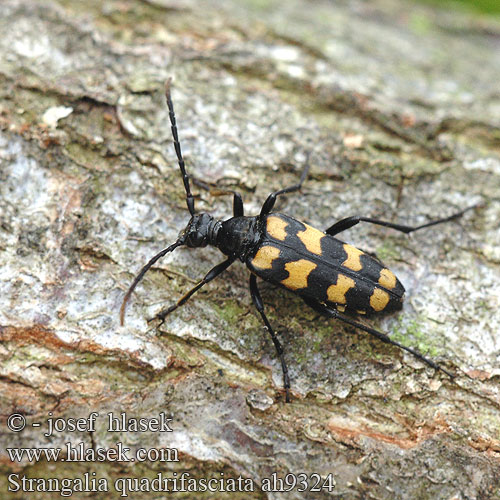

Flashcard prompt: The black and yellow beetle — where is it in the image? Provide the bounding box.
[120,80,475,402]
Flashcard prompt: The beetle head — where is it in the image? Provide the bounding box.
[182,213,218,248]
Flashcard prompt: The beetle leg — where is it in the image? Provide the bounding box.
[232,192,244,217]
[325,205,478,236]
[303,298,455,379]
[190,178,244,217]
[260,155,310,218]
[150,257,235,324]
[249,274,291,402]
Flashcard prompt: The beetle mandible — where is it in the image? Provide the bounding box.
[120,80,474,402]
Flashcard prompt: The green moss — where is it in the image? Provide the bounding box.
[244,0,275,11]
[211,299,246,325]
[409,12,434,35]
[376,239,402,262]
[390,317,442,357]
[412,0,500,15]
[63,142,108,170]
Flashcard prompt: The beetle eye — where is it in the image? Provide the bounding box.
[186,230,204,247]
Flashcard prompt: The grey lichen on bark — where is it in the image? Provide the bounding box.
[1,0,499,498]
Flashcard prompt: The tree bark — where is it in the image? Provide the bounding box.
[1,0,499,498]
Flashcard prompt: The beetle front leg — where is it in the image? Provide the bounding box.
[190,178,245,217]
[249,274,291,402]
[150,257,235,324]
[259,155,310,218]
[233,192,244,217]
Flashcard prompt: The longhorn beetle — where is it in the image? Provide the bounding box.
[120,79,475,402]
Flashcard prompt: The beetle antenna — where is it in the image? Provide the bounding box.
[165,79,195,215]
[120,238,184,326]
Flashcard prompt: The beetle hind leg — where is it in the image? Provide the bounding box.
[250,274,291,402]
[303,298,455,379]
[325,205,478,237]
